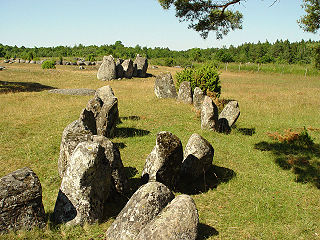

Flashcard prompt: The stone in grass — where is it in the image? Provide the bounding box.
[136,194,199,240]
[0,167,46,232]
[201,96,219,131]
[134,54,148,78]
[115,59,124,78]
[178,81,193,104]
[141,131,183,190]
[122,59,134,78]
[219,101,240,128]
[154,72,178,99]
[181,133,214,179]
[97,55,116,81]
[105,182,174,240]
[53,141,111,226]
[193,87,205,111]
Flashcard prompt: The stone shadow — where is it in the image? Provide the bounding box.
[254,140,320,188]
[235,127,256,136]
[0,81,55,93]
[120,116,141,121]
[197,223,219,240]
[115,127,150,138]
[177,165,236,195]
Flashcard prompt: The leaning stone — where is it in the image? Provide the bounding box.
[0,167,46,232]
[97,55,116,81]
[219,101,240,128]
[178,81,193,104]
[53,141,111,226]
[136,194,198,240]
[181,133,214,179]
[201,96,219,131]
[105,182,174,240]
[154,72,178,99]
[122,59,134,78]
[193,87,205,111]
[133,54,148,77]
[141,131,183,190]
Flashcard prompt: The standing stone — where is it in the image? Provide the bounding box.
[0,167,46,232]
[97,55,116,81]
[54,142,111,226]
[122,59,134,78]
[115,59,124,78]
[141,131,183,190]
[193,87,205,111]
[154,72,178,99]
[201,96,219,131]
[136,194,199,240]
[178,81,193,104]
[105,182,174,240]
[181,133,214,179]
[219,101,240,128]
[134,54,148,77]
[132,63,138,77]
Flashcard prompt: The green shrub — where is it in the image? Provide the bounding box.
[41,60,56,69]
[176,64,221,97]
[164,57,176,67]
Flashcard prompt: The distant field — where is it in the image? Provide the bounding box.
[0,63,319,239]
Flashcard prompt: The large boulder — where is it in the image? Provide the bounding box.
[115,59,124,78]
[136,194,198,240]
[133,55,148,77]
[178,81,193,104]
[193,87,205,111]
[122,59,134,78]
[154,72,178,99]
[105,182,174,240]
[53,142,111,225]
[0,167,46,232]
[219,101,240,129]
[181,133,214,179]
[201,96,219,131]
[97,55,116,81]
[141,131,183,190]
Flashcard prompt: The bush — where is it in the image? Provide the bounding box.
[41,60,56,69]
[176,64,221,97]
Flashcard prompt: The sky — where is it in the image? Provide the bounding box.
[0,0,319,50]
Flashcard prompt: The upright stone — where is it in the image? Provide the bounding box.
[122,59,134,78]
[53,142,111,226]
[97,55,116,81]
[141,131,183,189]
[105,182,174,240]
[134,54,148,77]
[201,96,219,131]
[136,195,199,240]
[219,101,240,128]
[0,167,46,232]
[181,133,214,179]
[115,59,124,78]
[154,72,178,99]
[178,81,193,104]
[193,87,205,111]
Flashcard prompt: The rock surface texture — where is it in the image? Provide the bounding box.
[54,142,111,225]
[201,96,219,131]
[105,182,174,240]
[121,59,134,78]
[181,133,214,179]
[154,72,178,99]
[178,81,193,104]
[141,131,183,190]
[134,55,148,77]
[136,194,199,240]
[0,167,46,232]
[219,101,240,128]
[97,55,117,81]
[193,87,205,111]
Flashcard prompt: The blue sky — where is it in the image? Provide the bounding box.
[0,0,319,50]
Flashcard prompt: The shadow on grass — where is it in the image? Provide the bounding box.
[115,127,150,138]
[254,141,320,188]
[197,223,219,240]
[235,127,256,136]
[113,142,127,149]
[120,116,141,121]
[0,81,55,93]
[177,165,236,195]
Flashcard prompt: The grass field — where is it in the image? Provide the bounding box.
[0,63,319,239]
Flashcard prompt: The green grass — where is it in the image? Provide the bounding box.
[0,64,319,239]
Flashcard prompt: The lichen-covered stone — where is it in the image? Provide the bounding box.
[133,55,148,77]
[193,87,205,111]
[154,72,178,99]
[105,182,174,240]
[201,96,219,131]
[54,142,111,226]
[181,133,214,179]
[97,55,116,81]
[178,81,193,104]
[0,167,46,232]
[141,131,183,190]
[136,194,199,240]
[219,100,240,128]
